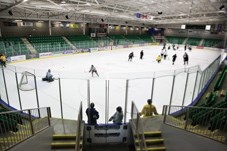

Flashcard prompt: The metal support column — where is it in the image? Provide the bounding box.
[87,80,90,107]
[168,72,176,114]
[124,80,129,123]
[182,71,189,106]
[58,78,63,119]
[34,75,40,118]
[191,70,199,103]
[150,77,155,100]
[1,68,9,104]
[15,72,22,110]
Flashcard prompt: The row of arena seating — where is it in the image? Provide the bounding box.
[165,36,222,47]
[0,107,23,133]
[28,36,72,52]
[0,35,223,56]
[0,37,30,56]
[189,66,227,131]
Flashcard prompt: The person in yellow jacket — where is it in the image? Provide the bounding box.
[0,54,6,67]
[156,55,161,63]
[140,99,158,117]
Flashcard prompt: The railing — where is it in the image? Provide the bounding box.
[0,107,51,150]
[131,101,147,151]
[75,102,83,151]
[0,53,221,124]
[163,105,227,143]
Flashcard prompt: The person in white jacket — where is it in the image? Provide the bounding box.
[89,65,99,77]
[109,106,123,124]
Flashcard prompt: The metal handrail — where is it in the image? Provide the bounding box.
[163,105,227,144]
[131,101,147,151]
[0,107,51,150]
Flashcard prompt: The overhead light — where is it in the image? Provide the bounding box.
[14,20,22,22]
[86,3,91,6]
[8,10,13,16]
[219,5,225,10]
[61,0,66,4]
[38,21,44,23]
[23,0,28,2]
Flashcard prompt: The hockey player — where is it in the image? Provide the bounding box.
[183,52,189,65]
[156,55,161,63]
[89,65,99,77]
[42,69,54,82]
[172,54,177,65]
[0,54,6,67]
[163,51,168,60]
[184,44,187,51]
[140,50,144,60]
[128,52,134,61]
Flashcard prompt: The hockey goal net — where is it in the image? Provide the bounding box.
[19,71,35,91]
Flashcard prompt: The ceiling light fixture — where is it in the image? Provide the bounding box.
[61,0,66,4]
[219,5,225,10]
[8,10,13,16]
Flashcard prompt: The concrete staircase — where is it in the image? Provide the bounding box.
[182,37,188,45]
[50,134,82,150]
[134,131,166,151]
[199,39,204,46]
[63,37,77,50]
[21,38,37,54]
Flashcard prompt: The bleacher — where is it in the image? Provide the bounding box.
[0,106,23,133]
[0,37,30,56]
[123,35,144,44]
[138,35,154,43]
[203,39,223,47]
[108,35,130,45]
[28,36,71,52]
[186,37,201,46]
[67,35,97,49]
[165,36,185,44]
[189,66,227,131]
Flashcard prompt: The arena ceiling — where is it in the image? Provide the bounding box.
[0,0,226,26]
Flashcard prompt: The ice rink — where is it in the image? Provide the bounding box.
[0,45,222,123]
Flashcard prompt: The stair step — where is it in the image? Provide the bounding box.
[136,146,166,151]
[52,134,78,140]
[136,138,164,145]
[51,141,82,149]
[135,131,162,137]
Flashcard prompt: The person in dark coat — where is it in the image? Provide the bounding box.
[128,52,134,61]
[86,102,99,125]
[140,50,144,59]
[172,54,177,65]
[183,52,189,65]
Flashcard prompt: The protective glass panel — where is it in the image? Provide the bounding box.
[127,78,153,121]
[35,69,61,118]
[153,76,173,114]
[90,79,105,124]
[108,79,126,123]
[61,78,87,120]
[171,69,187,106]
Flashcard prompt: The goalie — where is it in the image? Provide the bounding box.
[42,69,54,82]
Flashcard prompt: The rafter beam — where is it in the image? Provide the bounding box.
[0,0,24,13]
